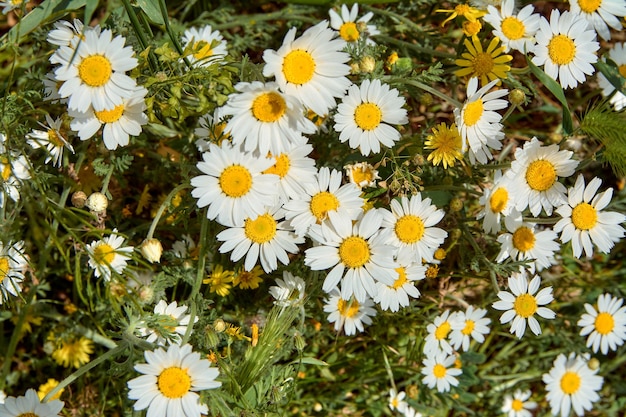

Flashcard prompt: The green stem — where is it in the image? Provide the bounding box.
[100,161,115,197]
[158,0,191,69]
[146,183,190,240]
[375,35,456,59]
[387,77,462,108]
[120,0,159,73]
[212,8,318,30]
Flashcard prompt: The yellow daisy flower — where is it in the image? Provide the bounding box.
[424,123,464,169]
[204,264,234,296]
[51,335,94,368]
[455,36,512,85]
[37,378,64,401]
[233,265,264,289]
[436,4,486,27]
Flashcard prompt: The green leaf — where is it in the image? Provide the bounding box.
[136,0,165,25]
[3,0,87,44]
[526,56,573,135]
[290,357,329,367]
[83,0,98,28]
[595,58,626,96]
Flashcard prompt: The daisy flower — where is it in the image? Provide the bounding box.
[203,264,234,297]
[86,229,134,281]
[597,42,626,111]
[421,351,462,393]
[51,335,93,368]
[53,29,138,112]
[496,210,559,272]
[483,0,541,53]
[26,115,74,167]
[454,77,508,165]
[269,271,306,306]
[305,208,398,302]
[137,300,199,346]
[190,141,279,227]
[182,25,228,66]
[69,86,148,150]
[569,0,626,41]
[423,310,455,355]
[0,389,63,417]
[37,378,64,401]
[542,353,603,417]
[450,305,491,352]
[216,207,304,273]
[344,162,381,189]
[501,389,537,417]
[221,81,316,155]
[194,107,228,152]
[1,0,23,15]
[554,175,626,259]
[323,288,376,336]
[404,406,424,417]
[492,272,555,338]
[232,266,264,289]
[379,193,448,264]
[455,36,513,86]
[329,3,380,43]
[263,138,317,204]
[506,137,578,217]
[334,79,408,156]
[283,167,363,237]
[477,171,514,234]
[577,293,626,355]
[374,260,425,312]
[0,134,31,207]
[172,234,197,259]
[424,123,464,169]
[388,388,408,413]
[47,18,100,49]
[436,3,486,27]
[531,10,599,89]
[0,240,28,304]
[127,343,221,417]
[262,20,352,116]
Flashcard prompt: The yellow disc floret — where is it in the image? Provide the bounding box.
[571,202,598,230]
[282,50,316,85]
[548,35,576,65]
[219,165,253,198]
[244,213,277,244]
[513,293,537,318]
[395,215,425,243]
[525,160,556,191]
[339,236,371,268]
[78,55,113,87]
[354,103,382,131]
[157,367,191,398]
[252,92,287,123]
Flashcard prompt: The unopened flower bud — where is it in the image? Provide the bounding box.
[86,192,108,212]
[359,56,376,73]
[138,285,154,303]
[509,89,526,106]
[214,318,226,333]
[71,191,88,208]
[140,238,163,263]
[588,357,600,370]
[449,197,463,212]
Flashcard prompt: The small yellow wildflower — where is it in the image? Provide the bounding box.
[434,248,447,261]
[463,20,482,37]
[437,4,486,27]
[51,336,94,368]
[225,323,245,340]
[455,36,512,85]
[425,264,440,279]
[204,264,234,296]
[233,266,263,290]
[37,378,64,401]
[424,123,464,169]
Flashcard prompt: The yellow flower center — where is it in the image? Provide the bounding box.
[512,226,536,252]
[339,236,371,268]
[463,100,484,126]
[219,165,253,198]
[462,319,475,335]
[354,103,382,131]
[93,243,115,265]
[433,363,447,379]
[463,20,482,37]
[264,153,290,178]
[571,202,598,230]
[489,187,509,213]
[595,312,615,335]
[252,92,286,123]
[525,160,556,191]
[17,413,38,417]
[157,366,191,398]
[392,267,408,289]
[548,35,576,66]
[1,156,12,181]
[349,166,375,185]
[282,49,316,85]
[310,191,340,221]
[511,399,524,411]
[339,22,360,42]
[337,298,360,318]
[95,104,125,124]
[560,371,581,395]
[455,4,471,16]
[472,52,495,77]
[394,215,425,244]
[47,129,64,147]
[619,64,626,78]
[513,293,537,318]
[501,16,525,40]
[435,321,451,340]
[244,213,277,244]
[192,40,213,60]
[0,257,9,280]
[578,0,602,13]
[78,55,112,87]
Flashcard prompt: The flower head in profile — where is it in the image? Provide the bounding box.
[51,335,93,368]
[269,271,306,306]
[262,20,352,116]
[597,42,626,111]
[436,3,486,27]
[1,0,24,15]
[483,0,541,52]
[182,25,228,66]
[577,293,626,355]
[0,133,31,207]
[0,389,63,417]
[0,240,28,305]
[492,272,555,338]
[194,107,229,152]
[47,18,101,49]
[501,389,537,417]
[137,300,199,346]
[455,36,512,85]
[531,10,599,89]
[344,162,381,189]
[329,3,380,43]
[334,79,408,156]
[542,353,603,417]
[26,115,74,167]
[569,0,626,41]
[127,343,221,417]
[323,288,376,336]
[554,174,626,259]
[477,171,514,234]
[421,351,462,393]
[86,229,134,281]
[424,123,464,169]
